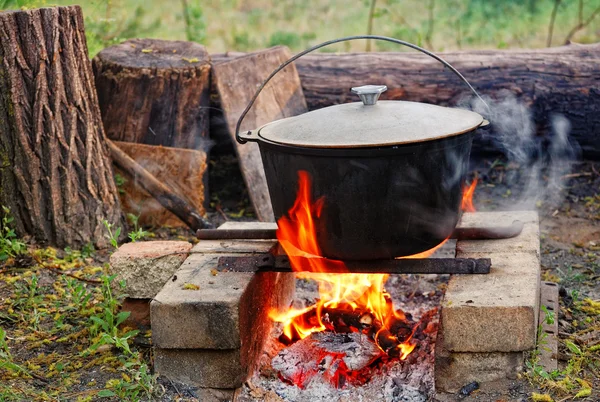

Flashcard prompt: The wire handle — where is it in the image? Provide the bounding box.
[235,35,489,144]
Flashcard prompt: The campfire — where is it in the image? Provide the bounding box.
[267,171,477,388]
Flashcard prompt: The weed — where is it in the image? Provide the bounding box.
[0,206,26,261]
[181,0,206,43]
[126,214,149,243]
[0,327,30,379]
[102,219,121,249]
[114,173,127,195]
[98,357,159,400]
[85,275,139,356]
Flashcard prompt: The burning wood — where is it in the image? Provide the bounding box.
[272,332,383,388]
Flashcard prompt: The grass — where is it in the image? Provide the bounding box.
[0,247,159,401]
[4,0,598,56]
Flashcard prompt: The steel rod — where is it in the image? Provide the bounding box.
[217,255,491,275]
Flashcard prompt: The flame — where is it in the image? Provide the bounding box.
[461,178,478,213]
[270,171,418,361]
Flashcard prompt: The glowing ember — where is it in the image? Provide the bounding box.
[461,178,478,213]
[270,171,418,361]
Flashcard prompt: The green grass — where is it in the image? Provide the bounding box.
[5,0,598,56]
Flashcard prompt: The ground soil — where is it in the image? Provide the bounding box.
[0,156,598,401]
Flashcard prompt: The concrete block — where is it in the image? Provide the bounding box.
[441,251,540,352]
[151,252,294,350]
[109,241,191,298]
[155,348,244,388]
[435,348,524,393]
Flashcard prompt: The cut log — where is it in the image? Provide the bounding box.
[212,44,600,158]
[107,141,211,231]
[93,39,211,150]
[112,141,207,228]
[0,6,123,248]
[211,46,308,222]
[295,44,600,158]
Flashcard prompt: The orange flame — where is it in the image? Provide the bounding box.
[461,178,478,212]
[270,171,417,360]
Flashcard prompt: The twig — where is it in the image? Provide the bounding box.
[215,204,229,221]
[561,172,592,179]
[547,0,563,47]
[564,1,600,44]
[43,265,101,284]
[425,0,435,49]
[592,164,600,177]
[365,0,377,52]
[166,376,182,397]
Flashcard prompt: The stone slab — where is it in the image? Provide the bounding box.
[155,348,244,389]
[110,241,191,299]
[435,325,524,393]
[440,211,540,353]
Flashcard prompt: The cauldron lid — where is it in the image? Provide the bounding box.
[256,99,484,149]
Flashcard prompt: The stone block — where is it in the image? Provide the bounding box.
[110,241,191,298]
[441,251,540,352]
[154,348,244,388]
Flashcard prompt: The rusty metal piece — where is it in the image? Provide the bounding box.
[197,221,524,242]
[452,220,524,240]
[217,255,491,275]
[196,228,277,240]
[537,281,559,372]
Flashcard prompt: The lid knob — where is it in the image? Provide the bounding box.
[351,85,387,106]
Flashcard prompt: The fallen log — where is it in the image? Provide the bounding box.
[0,6,123,248]
[294,43,600,159]
[107,140,212,231]
[212,44,600,158]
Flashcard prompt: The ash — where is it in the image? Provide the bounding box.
[237,271,447,402]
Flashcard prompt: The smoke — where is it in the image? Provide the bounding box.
[464,91,580,211]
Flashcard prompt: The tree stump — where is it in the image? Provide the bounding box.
[0,5,123,248]
[92,39,211,150]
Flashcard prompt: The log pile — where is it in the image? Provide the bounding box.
[93,39,212,228]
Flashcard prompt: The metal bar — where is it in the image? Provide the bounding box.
[217,255,491,274]
[197,221,524,241]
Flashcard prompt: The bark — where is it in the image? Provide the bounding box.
[272,43,600,158]
[92,38,211,150]
[0,6,123,248]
